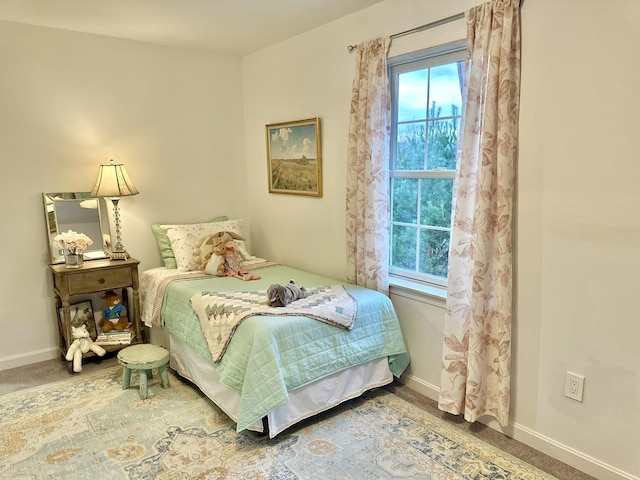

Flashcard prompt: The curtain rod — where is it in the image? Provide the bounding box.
[347,0,524,53]
[347,11,464,53]
[391,12,465,41]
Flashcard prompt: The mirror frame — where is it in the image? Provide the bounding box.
[43,192,112,264]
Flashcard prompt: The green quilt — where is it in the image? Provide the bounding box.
[159,265,410,432]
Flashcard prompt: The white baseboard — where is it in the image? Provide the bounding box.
[399,372,440,401]
[399,373,638,480]
[507,421,640,480]
[0,347,59,372]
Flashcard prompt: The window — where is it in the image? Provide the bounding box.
[389,41,466,287]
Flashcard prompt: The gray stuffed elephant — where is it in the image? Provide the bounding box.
[267,280,307,307]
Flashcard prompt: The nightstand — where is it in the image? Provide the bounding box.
[49,258,143,365]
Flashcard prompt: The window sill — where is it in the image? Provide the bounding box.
[389,277,447,306]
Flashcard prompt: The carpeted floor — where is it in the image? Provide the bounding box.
[0,354,595,479]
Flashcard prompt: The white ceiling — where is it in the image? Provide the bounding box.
[0,0,383,55]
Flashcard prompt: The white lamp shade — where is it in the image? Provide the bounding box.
[91,160,139,198]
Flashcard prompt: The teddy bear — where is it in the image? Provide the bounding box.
[65,324,106,372]
[213,233,261,281]
[267,280,307,307]
[101,290,129,332]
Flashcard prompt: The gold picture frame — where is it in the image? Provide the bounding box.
[266,117,322,197]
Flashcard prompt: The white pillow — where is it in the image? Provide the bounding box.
[162,219,250,271]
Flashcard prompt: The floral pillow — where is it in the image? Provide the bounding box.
[152,215,227,269]
[162,219,250,271]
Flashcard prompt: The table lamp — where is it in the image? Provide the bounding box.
[90,159,139,260]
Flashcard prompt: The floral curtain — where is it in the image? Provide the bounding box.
[438,0,521,427]
[346,37,391,294]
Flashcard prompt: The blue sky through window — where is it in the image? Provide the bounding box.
[398,63,462,121]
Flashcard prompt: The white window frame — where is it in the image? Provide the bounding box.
[388,40,466,290]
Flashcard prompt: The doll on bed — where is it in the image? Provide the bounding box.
[216,239,261,281]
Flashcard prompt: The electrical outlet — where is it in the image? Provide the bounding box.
[564,372,585,402]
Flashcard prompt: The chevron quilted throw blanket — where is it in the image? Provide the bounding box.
[190,285,357,362]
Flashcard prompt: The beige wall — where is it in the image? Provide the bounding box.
[0,20,247,366]
[515,2,640,477]
[242,1,640,479]
[1,0,639,478]
[241,0,471,278]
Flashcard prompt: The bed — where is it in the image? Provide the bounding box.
[140,218,410,437]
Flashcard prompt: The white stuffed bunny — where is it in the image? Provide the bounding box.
[65,324,106,372]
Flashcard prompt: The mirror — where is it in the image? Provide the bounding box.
[43,192,112,264]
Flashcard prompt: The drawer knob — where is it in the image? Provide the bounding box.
[99,278,106,284]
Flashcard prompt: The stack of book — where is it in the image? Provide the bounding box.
[95,323,134,346]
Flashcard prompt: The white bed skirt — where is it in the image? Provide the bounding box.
[148,327,393,438]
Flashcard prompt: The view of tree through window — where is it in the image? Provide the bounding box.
[389,45,466,286]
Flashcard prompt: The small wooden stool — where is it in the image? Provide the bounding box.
[117,344,170,399]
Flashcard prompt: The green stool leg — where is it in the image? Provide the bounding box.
[122,367,131,390]
[158,365,170,389]
[146,369,153,379]
[139,370,148,400]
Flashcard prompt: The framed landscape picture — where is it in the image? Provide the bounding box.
[266,117,322,197]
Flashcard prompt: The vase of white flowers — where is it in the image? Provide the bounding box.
[53,230,93,268]
[64,251,83,269]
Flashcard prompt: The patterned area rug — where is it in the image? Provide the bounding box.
[0,366,556,479]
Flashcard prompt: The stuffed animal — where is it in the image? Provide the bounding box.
[197,231,246,273]
[65,324,106,372]
[101,290,128,332]
[213,234,261,281]
[267,280,307,307]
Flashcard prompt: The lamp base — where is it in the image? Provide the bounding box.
[108,198,130,261]
[110,247,130,261]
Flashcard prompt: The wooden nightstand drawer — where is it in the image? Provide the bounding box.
[67,267,132,295]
